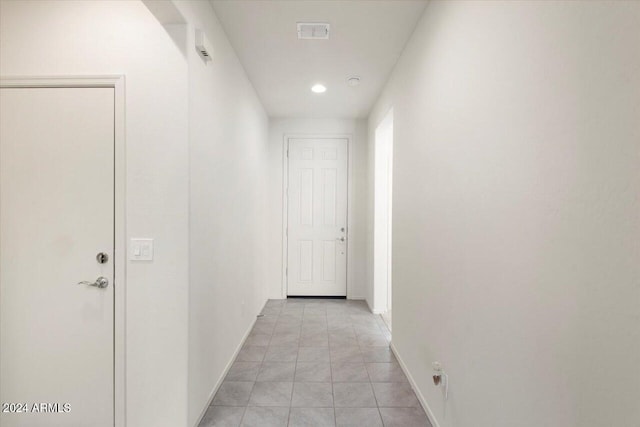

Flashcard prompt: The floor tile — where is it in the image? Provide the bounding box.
[365,362,407,382]
[327,324,354,334]
[328,334,357,347]
[329,328,356,338]
[291,382,334,407]
[327,316,351,328]
[279,310,304,319]
[351,314,378,323]
[304,308,327,316]
[264,345,298,362]
[240,406,289,427]
[208,300,409,426]
[248,382,293,407]
[332,382,377,407]
[257,313,279,322]
[251,322,276,335]
[269,333,300,347]
[288,407,335,427]
[256,316,279,327]
[354,315,381,323]
[329,346,363,364]
[245,333,272,347]
[295,362,332,382]
[331,362,370,382]
[378,407,431,426]
[372,382,419,407]
[261,306,282,316]
[275,316,302,328]
[326,308,349,316]
[226,361,261,381]
[297,347,330,362]
[360,346,395,363]
[301,323,328,334]
[299,332,329,347]
[236,345,267,362]
[357,333,389,347]
[212,382,254,406]
[265,300,285,307]
[257,362,296,382]
[273,323,301,334]
[335,407,383,427]
[353,324,382,334]
[199,406,246,427]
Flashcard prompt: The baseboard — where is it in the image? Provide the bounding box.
[191,310,259,427]
[390,343,441,427]
[365,298,380,314]
[366,299,385,314]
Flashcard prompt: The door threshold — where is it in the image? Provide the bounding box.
[287,296,347,299]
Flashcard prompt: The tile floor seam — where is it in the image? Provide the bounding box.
[236,405,249,426]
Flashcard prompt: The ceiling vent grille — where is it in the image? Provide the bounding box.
[297,22,330,40]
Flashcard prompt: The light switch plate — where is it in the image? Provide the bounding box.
[130,238,154,261]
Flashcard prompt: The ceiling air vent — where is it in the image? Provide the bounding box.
[297,22,330,40]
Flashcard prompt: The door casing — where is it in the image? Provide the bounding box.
[0,76,126,427]
[281,134,353,299]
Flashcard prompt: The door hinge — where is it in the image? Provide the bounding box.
[286,149,289,157]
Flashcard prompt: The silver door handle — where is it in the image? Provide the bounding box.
[78,276,109,289]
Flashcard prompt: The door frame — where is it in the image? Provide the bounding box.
[0,76,126,427]
[281,134,353,298]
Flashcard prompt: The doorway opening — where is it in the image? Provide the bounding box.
[374,109,394,331]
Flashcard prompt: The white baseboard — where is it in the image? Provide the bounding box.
[390,343,440,427]
[364,297,387,314]
[191,310,259,427]
[364,298,383,314]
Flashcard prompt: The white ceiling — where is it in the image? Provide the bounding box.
[210,0,428,119]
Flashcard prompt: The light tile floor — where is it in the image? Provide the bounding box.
[199,299,431,427]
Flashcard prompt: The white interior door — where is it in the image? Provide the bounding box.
[0,87,115,426]
[287,138,348,296]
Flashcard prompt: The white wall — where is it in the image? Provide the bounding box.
[368,2,640,426]
[169,2,271,426]
[0,1,190,426]
[268,118,369,300]
[373,110,394,314]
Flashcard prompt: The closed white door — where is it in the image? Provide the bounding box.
[0,87,114,427]
[287,138,348,296]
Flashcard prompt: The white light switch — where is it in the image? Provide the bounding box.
[130,238,154,261]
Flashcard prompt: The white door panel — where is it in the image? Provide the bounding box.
[0,87,114,426]
[287,138,347,296]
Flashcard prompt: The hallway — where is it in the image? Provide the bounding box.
[199,299,428,427]
[1,1,639,427]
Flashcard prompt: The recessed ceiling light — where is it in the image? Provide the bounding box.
[347,76,361,87]
[311,84,327,93]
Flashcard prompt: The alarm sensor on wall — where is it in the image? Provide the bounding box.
[195,29,212,62]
